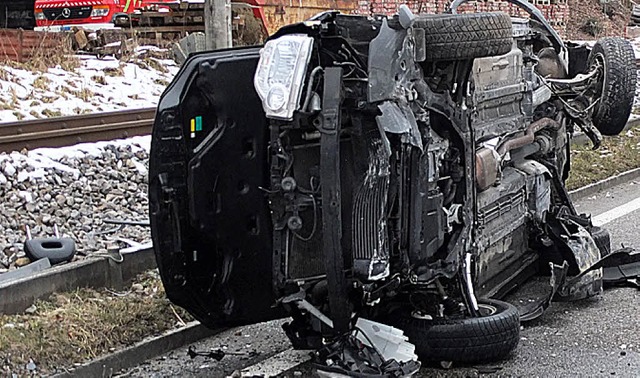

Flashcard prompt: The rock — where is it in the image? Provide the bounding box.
[17,171,29,183]
[3,162,16,176]
[24,305,37,314]
[55,194,66,207]
[14,257,31,267]
[132,283,144,292]
[26,359,36,371]
[0,139,152,271]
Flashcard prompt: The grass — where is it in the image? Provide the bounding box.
[32,75,51,91]
[566,125,640,190]
[104,65,125,77]
[12,34,80,72]
[91,75,107,85]
[0,271,193,376]
[153,78,169,86]
[41,109,62,118]
[0,99,12,110]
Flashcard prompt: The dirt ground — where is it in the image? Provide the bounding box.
[567,0,631,39]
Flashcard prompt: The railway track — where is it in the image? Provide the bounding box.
[0,57,638,152]
[0,108,155,153]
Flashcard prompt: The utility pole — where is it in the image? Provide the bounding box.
[204,0,232,50]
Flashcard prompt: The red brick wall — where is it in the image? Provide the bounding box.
[355,0,569,36]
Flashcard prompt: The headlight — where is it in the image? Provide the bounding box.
[254,35,314,120]
[91,6,110,17]
[35,10,46,20]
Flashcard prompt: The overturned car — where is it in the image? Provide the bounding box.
[149,0,637,374]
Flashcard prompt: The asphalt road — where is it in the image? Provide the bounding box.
[126,178,640,378]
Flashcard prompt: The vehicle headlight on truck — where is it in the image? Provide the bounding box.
[90,5,110,17]
[254,35,314,120]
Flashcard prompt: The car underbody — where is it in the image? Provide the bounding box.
[149,0,639,375]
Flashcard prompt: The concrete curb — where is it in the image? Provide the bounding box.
[52,322,221,378]
[0,248,156,314]
[569,167,640,201]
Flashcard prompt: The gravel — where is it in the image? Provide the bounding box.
[0,136,151,272]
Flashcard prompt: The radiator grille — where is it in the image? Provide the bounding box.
[43,6,92,21]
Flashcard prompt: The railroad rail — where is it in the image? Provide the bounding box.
[0,108,155,153]
[0,56,638,153]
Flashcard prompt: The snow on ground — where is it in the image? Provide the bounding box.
[0,47,179,123]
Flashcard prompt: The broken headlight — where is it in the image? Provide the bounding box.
[253,35,314,120]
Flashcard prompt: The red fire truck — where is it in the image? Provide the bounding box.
[33,0,175,30]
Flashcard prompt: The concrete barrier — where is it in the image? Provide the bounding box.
[0,247,156,314]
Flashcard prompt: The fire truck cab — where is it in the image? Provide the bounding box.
[33,0,173,31]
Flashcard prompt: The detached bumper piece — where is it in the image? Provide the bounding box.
[313,318,420,378]
[581,247,640,289]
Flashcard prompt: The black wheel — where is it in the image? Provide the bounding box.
[591,226,611,257]
[390,299,520,363]
[414,12,513,61]
[588,37,637,136]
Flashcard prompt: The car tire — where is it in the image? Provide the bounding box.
[591,226,611,257]
[390,299,520,363]
[588,37,637,136]
[414,13,513,61]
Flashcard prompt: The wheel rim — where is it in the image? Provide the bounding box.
[410,302,498,320]
[589,52,607,114]
[478,303,497,316]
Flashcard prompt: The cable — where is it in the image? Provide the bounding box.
[293,194,318,241]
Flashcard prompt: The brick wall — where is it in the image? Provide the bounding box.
[356,0,569,36]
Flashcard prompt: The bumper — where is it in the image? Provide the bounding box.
[34,23,117,32]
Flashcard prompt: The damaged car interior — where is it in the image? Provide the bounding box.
[149,0,639,375]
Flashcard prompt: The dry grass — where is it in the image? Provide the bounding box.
[32,75,51,91]
[91,75,107,85]
[39,96,56,104]
[65,87,95,102]
[104,65,125,77]
[41,109,62,118]
[17,34,80,72]
[145,57,168,74]
[0,271,193,376]
[29,110,41,119]
[567,126,640,190]
[9,87,18,107]
[153,78,169,86]
[12,111,25,120]
[0,99,12,111]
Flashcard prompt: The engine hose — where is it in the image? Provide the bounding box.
[497,117,560,158]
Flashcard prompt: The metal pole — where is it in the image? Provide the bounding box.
[204,0,232,50]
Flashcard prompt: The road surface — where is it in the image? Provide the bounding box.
[125,178,640,378]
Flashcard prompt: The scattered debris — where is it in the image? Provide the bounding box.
[187,346,259,361]
[24,224,76,265]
